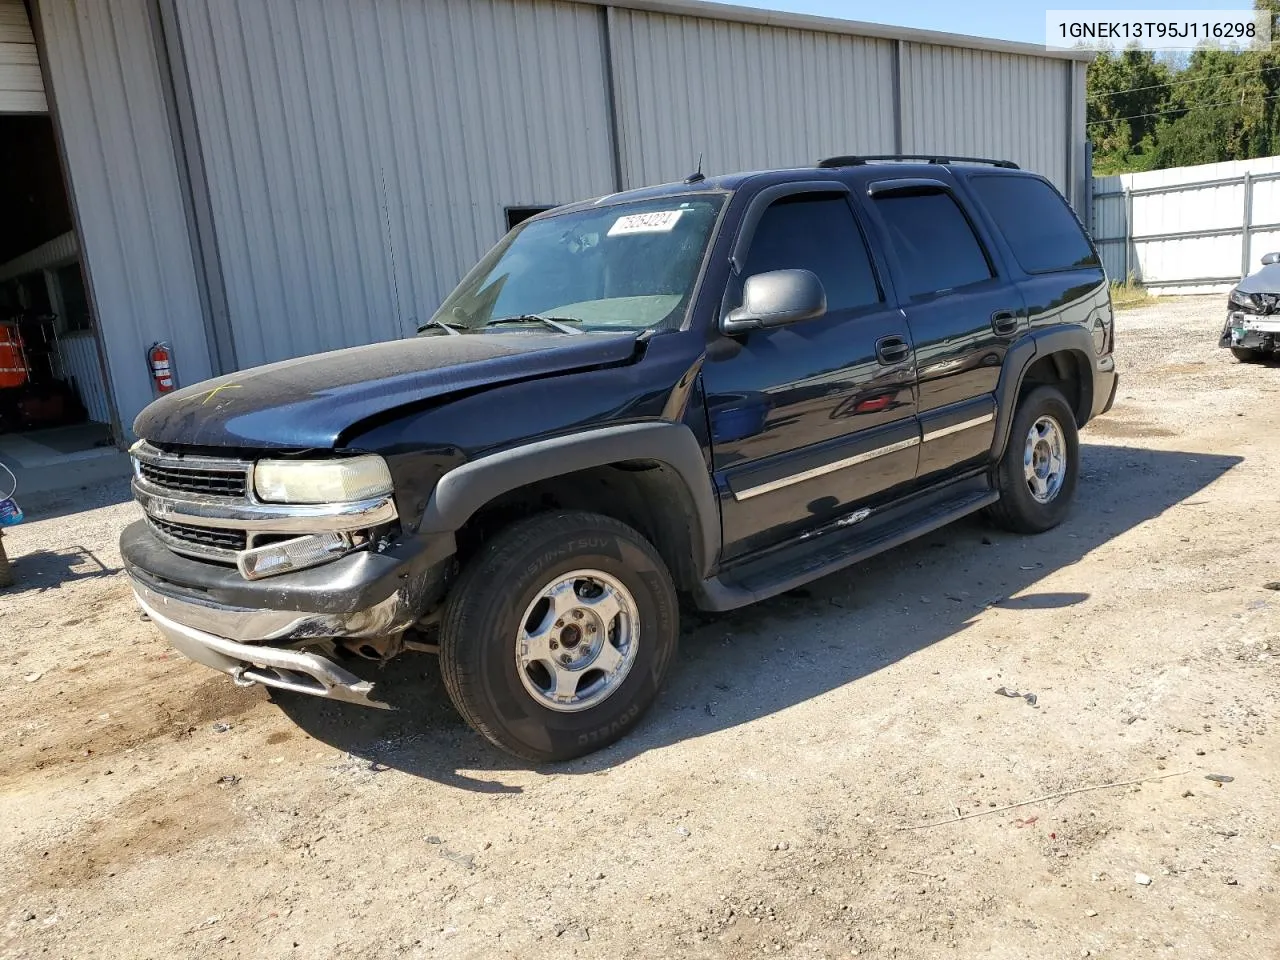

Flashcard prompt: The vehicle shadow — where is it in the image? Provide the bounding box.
[275,442,1242,792]
[0,544,118,595]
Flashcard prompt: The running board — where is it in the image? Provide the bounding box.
[694,484,999,612]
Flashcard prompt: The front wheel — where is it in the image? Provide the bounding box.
[1231,346,1268,363]
[438,511,679,762]
[985,385,1080,534]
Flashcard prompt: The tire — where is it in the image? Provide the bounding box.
[985,385,1079,534]
[438,511,679,762]
[1231,346,1268,363]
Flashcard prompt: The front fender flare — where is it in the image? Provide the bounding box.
[419,421,721,578]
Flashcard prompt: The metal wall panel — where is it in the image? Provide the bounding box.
[1092,156,1280,293]
[0,229,75,282]
[0,0,46,112]
[173,0,617,369]
[33,0,212,436]
[59,330,111,423]
[608,8,896,188]
[1091,188,1128,281]
[900,43,1069,194]
[1070,60,1088,212]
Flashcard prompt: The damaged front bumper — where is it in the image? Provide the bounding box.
[1221,311,1280,352]
[136,584,386,706]
[122,520,452,707]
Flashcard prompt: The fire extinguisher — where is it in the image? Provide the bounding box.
[147,341,176,395]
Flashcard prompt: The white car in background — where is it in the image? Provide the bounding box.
[1224,252,1280,362]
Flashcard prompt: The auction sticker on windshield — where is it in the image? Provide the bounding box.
[608,210,684,236]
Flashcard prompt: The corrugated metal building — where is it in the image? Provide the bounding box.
[11,0,1091,443]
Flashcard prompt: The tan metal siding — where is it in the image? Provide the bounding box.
[609,8,896,188]
[900,43,1069,193]
[172,0,617,369]
[33,0,212,435]
[0,0,46,112]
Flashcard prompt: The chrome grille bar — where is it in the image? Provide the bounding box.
[130,441,398,577]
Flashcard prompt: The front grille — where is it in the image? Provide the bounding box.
[148,516,247,554]
[139,461,248,498]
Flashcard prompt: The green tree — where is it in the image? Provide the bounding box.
[1087,1,1280,172]
[1087,49,1173,173]
[1151,43,1276,167]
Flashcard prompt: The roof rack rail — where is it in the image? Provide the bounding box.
[817,154,1019,170]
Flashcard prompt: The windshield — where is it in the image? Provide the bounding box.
[426,194,725,333]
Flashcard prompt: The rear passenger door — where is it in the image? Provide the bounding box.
[962,172,1108,350]
[702,185,918,562]
[861,177,1025,481]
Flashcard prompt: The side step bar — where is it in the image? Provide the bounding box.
[694,483,998,612]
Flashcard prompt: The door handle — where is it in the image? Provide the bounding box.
[875,335,912,365]
[991,310,1020,337]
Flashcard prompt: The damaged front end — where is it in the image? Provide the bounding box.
[122,442,453,707]
[1222,287,1280,353]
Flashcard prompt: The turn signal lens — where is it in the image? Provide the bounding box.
[237,532,351,580]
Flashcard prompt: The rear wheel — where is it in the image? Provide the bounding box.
[1231,346,1268,363]
[438,511,678,762]
[985,385,1079,534]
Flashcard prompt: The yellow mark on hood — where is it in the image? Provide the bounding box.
[199,384,243,405]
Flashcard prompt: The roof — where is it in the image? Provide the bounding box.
[590,0,1094,62]
[544,157,1033,219]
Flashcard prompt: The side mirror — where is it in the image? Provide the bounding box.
[1263,252,1280,266]
[722,269,827,334]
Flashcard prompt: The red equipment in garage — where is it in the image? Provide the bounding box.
[0,315,86,433]
[0,323,28,388]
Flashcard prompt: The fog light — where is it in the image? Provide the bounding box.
[237,532,352,580]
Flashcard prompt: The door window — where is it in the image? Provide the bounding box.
[874,191,994,298]
[967,175,1099,274]
[742,195,881,311]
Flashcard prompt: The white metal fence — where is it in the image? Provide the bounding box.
[1091,156,1280,295]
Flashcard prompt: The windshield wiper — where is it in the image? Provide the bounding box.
[417,317,463,336]
[486,314,583,335]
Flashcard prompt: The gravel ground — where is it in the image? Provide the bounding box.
[1,296,1278,960]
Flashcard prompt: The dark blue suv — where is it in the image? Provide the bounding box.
[122,155,1118,762]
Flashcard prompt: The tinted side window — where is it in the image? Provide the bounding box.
[742,195,880,311]
[969,175,1098,274]
[873,192,994,298]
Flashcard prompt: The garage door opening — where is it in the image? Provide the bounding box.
[0,101,116,480]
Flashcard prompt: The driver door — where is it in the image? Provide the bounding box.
[701,184,920,562]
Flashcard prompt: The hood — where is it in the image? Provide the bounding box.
[134,330,641,449]
[1236,262,1280,294]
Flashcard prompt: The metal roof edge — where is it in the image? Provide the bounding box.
[592,0,1095,61]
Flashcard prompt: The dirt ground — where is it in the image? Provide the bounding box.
[2,297,1278,960]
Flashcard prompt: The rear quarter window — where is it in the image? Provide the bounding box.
[969,175,1099,274]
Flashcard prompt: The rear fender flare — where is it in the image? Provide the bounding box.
[990,325,1096,459]
[420,421,721,578]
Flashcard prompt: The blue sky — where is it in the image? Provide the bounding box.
[720,0,1250,45]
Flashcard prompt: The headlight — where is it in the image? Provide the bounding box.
[1228,288,1255,311]
[254,455,393,504]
